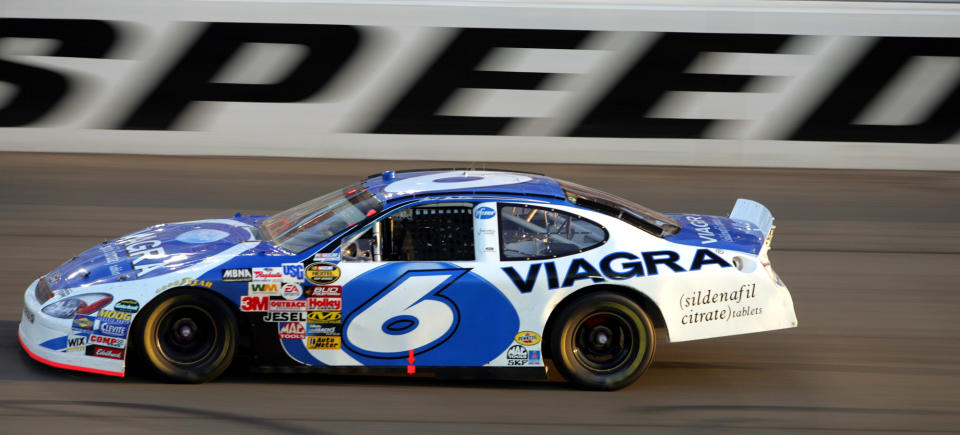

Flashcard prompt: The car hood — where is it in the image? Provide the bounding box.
[664,213,765,254]
[43,218,262,291]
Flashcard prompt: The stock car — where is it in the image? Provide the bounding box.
[18,169,797,390]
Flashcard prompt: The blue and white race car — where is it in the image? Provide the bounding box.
[19,169,797,390]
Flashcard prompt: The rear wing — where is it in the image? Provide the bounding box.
[730,198,775,259]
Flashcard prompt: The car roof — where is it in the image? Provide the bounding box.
[363,169,567,205]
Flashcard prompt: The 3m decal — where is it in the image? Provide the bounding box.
[515,331,541,346]
[305,262,340,284]
[222,268,252,282]
[307,336,341,350]
[278,322,306,339]
[307,311,342,324]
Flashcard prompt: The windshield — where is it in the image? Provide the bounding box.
[260,184,384,253]
[558,180,681,237]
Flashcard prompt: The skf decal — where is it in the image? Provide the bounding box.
[307,336,341,350]
[506,345,527,365]
[307,311,341,324]
[502,249,731,293]
[515,331,541,346]
[305,262,340,284]
[278,322,306,339]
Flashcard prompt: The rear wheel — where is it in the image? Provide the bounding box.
[136,290,237,383]
[551,292,656,390]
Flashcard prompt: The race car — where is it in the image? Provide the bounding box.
[19,169,797,390]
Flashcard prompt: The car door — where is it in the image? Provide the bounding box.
[291,200,520,368]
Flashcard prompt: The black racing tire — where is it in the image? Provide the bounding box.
[550,292,656,390]
[135,290,237,383]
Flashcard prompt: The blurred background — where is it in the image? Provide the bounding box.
[1,0,959,433]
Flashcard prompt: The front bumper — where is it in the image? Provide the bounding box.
[19,279,124,377]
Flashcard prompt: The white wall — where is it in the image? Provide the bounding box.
[2,0,959,170]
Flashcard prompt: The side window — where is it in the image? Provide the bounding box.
[499,204,607,260]
[343,203,475,262]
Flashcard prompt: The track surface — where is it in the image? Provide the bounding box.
[0,152,957,433]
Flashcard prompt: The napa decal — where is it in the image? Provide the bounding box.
[281,262,519,367]
[501,249,732,293]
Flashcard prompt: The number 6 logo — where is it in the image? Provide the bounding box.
[343,269,468,358]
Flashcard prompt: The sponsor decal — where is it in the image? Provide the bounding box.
[262,312,307,322]
[306,323,341,336]
[474,206,496,219]
[89,334,126,348]
[308,297,342,311]
[281,283,303,300]
[22,307,34,323]
[109,264,122,275]
[282,263,305,281]
[278,322,306,339]
[241,296,307,312]
[98,309,132,322]
[113,299,140,313]
[305,262,341,284]
[502,249,731,293]
[157,278,213,293]
[66,334,88,351]
[98,245,122,265]
[515,331,541,346]
[305,285,342,297]
[97,322,129,338]
[252,267,283,280]
[528,350,542,365]
[307,311,342,324]
[72,314,95,331]
[679,283,762,325]
[85,345,124,360]
[506,345,527,366]
[248,281,281,295]
[222,268,253,282]
[313,252,341,262]
[307,335,341,350]
[120,231,166,277]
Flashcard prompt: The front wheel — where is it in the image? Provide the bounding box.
[135,290,237,383]
[550,292,656,390]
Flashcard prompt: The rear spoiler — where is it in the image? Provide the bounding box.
[729,198,775,259]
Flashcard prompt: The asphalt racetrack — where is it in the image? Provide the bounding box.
[1,152,957,433]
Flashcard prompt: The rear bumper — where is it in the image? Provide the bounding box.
[19,280,124,377]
